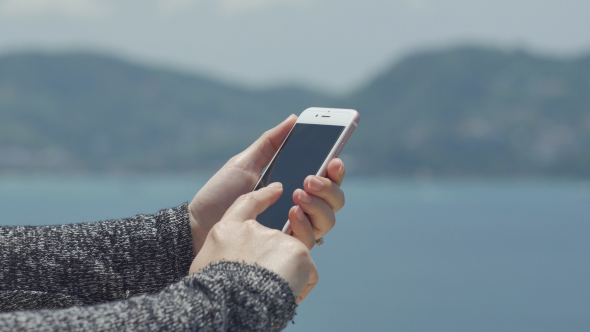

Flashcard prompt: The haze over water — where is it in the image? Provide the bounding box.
[1,176,589,331]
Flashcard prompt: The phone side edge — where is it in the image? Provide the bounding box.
[284,116,358,235]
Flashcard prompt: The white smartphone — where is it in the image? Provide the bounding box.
[253,107,360,233]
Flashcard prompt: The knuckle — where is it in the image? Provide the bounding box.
[323,206,337,228]
[262,129,277,145]
[208,223,226,242]
[236,192,249,201]
[244,219,260,230]
[227,153,245,167]
[330,216,337,230]
[291,241,311,258]
[227,154,239,164]
[236,192,259,207]
[252,221,278,239]
[320,218,335,234]
[266,228,284,240]
[241,192,260,204]
[336,194,345,211]
[316,209,336,232]
[278,236,315,264]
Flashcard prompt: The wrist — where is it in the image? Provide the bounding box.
[189,212,211,257]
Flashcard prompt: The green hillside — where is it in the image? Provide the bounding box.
[1,47,590,176]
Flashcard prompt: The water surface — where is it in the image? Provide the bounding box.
[1,176,589,331]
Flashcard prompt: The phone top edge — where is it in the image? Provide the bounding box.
[298,107,358,126]
[351,110,360,126]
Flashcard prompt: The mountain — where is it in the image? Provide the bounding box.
[0,53,333,172]
[346,46,590,176]
[1,47,590,177]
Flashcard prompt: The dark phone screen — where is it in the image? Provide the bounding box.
[254,123,345,230]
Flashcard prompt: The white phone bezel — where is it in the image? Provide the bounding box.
[297,107,359,127]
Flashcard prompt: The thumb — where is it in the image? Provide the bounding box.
[222,182,283,222]
[235,115,296,172]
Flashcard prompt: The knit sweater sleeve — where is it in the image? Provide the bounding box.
[0,204,195,311]
[0,261,297,331]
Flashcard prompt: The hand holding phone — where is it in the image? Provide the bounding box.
[189,109,356,255]
[254,107,359,235]
[190,183,318,303]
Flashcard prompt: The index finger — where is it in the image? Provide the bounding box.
[222,182,283,222]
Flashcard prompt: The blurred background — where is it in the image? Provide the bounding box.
[1,0,589,330]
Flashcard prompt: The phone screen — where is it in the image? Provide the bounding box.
[254,123,345,230]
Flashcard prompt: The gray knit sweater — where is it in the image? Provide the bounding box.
[0,204,297,331]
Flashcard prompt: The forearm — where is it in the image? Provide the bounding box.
[0,262,297,332]
[0,204,194,310]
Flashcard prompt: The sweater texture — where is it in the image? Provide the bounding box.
[0,204,297,331]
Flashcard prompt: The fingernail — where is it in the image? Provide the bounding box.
[294,206,306,222]
[338,162,344,174]
[268,182,282,189]
[298,189,313,204]
[308,177,324,192]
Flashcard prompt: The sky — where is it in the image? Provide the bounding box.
[0,0,589,93]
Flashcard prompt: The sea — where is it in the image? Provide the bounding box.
[1,175,589,331]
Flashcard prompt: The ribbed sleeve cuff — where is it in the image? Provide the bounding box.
[154,203,195,280]
[195,261,297,332]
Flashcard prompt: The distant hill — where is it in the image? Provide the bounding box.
[346,47,590,177]
[0,53,333,172]
[1,47,590,177]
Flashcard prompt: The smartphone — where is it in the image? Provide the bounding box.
[253,107,360,233]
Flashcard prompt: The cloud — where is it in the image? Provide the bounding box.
[0,0,112,19]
